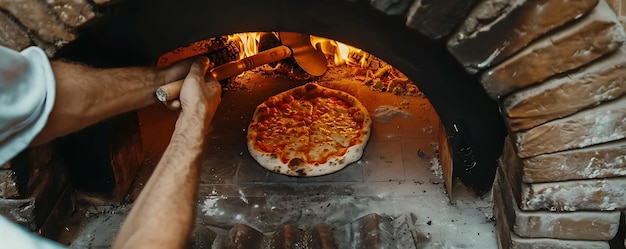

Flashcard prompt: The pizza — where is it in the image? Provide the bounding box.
[247,83,372,176]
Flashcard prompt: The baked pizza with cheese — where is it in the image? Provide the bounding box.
[247,83,372,176]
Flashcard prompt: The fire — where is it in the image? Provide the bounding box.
[310,35,369,67]
[227,32,261,59]
[158,32,370,69]
[157,32,420,97]
[227,32,370,67]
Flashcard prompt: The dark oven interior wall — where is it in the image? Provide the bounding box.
[57,0,506,193]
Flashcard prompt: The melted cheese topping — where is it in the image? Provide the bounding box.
[249,95,364,165]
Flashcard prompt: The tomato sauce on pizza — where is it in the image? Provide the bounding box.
[247,83,372,176]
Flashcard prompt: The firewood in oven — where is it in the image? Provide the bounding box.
[199,36,240,67]
[156,32,328,102]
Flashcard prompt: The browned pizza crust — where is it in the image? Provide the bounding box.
[247,83,371,176]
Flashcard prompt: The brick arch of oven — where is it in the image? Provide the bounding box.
[58,0,506,193]
[2,0,625,244]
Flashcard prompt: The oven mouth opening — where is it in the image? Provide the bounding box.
[59,28,504,197]
[54,31,499,247]
[55,0,506,197]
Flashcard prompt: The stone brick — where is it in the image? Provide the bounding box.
[448,0,598,74]
[494,176,611,249]
[47,0,96,28]
[0,0,75,47]
[494,198,611,249]
[504,233,610,249]
[1,151,68,230]
[92,0,114,4]
[607,214,625,248]
[0,198,35,229]
[370,0,413,16]
[306,224,337,248]
[38,184,75,241]
[480,0,625,99]
[229,224,264,248]
[10,144,55,195]
[0,11,31,51]
[501,153,626,211]
[190,224,218,249]
[405,0,480,40]
[495,166,620,240]
[513,95,626,158]
[30,154,68,229]
[502,137,626,183]
[501,138,626,212]
[0,170,19,198]
[503,46,626,131]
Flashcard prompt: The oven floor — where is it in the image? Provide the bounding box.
[57,72,498,248]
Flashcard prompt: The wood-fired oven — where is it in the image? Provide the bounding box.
[1,0,625,248]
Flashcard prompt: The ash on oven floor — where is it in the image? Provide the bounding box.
[57,71,497,248]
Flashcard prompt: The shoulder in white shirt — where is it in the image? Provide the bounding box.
[0,46,56,166]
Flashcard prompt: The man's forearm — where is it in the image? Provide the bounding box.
[112,111,208,249]
[32,62,168,145]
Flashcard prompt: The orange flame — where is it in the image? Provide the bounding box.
[158,32,370,68]
[227,32,261,59]
[309,35,368,67]
[228,32,370,67]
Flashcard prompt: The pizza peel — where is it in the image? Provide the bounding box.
[155,32,328,102]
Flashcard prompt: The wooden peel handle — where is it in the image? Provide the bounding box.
[155,45,293,102]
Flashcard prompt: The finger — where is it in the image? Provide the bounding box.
[184,57,211,85]
[163,100,181,110]
[160,56,205,84]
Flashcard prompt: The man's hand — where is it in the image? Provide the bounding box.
[163,57,221,125]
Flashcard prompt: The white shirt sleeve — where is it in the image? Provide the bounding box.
[0,46,56,165]
[0,215,66,249]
